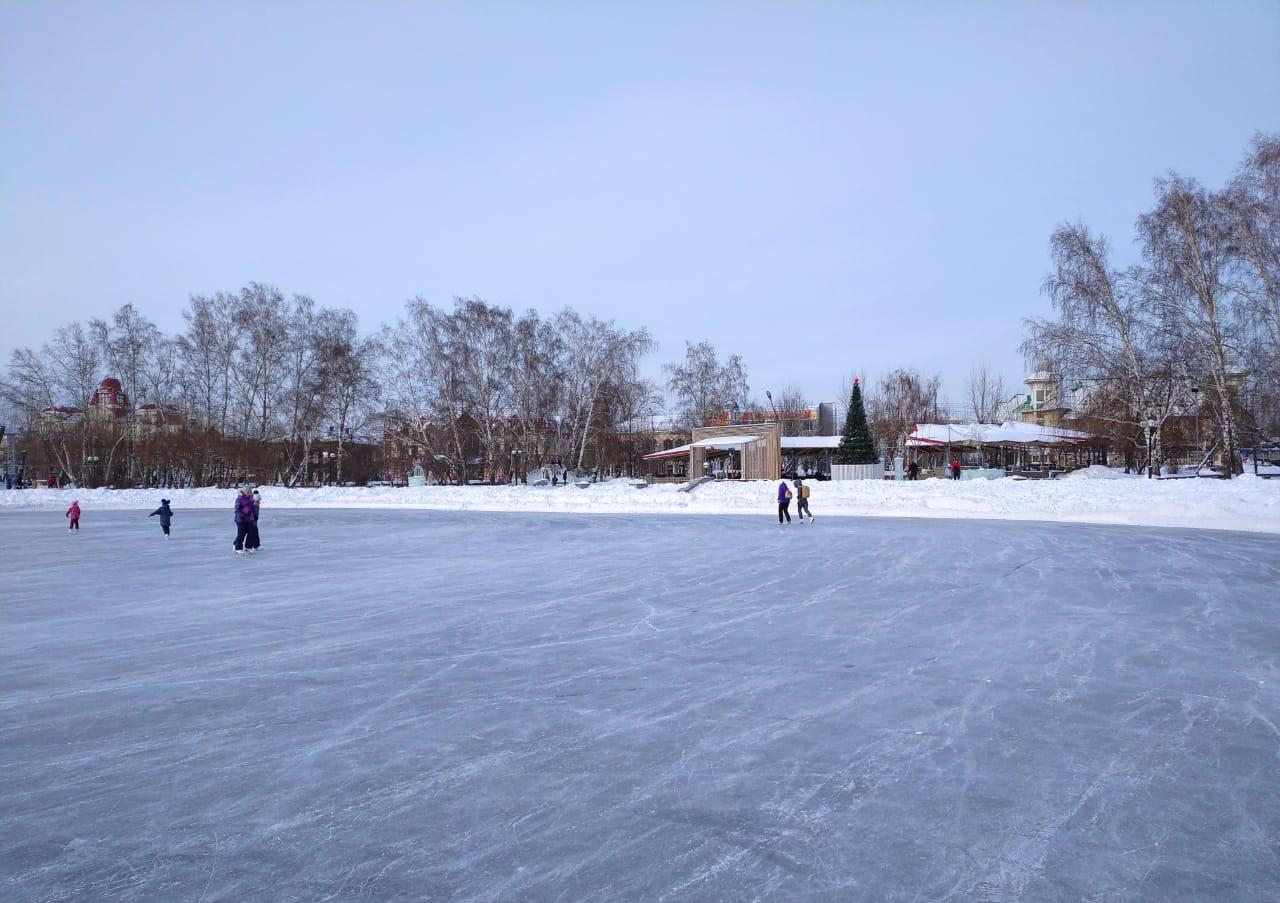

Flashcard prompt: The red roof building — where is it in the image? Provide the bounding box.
[89,377,129,418]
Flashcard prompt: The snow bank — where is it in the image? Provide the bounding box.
[1060,464,1134,481]
[4,476,1279,534]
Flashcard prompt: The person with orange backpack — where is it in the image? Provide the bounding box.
[794,479,814,523]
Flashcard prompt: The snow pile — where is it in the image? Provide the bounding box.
[3,475,1278,533]
[1060,465,1134,481]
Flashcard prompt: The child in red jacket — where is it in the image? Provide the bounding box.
[66,500,81,530]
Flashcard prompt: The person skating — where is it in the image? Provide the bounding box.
[148,499,174,537]
[245,489,262,551]
[66,500,80,531]
[233,487,257,554]
[794,478,814,523]
[777,480,792,524]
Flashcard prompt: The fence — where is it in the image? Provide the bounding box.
[831,463,884,481]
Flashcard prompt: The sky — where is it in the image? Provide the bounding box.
[2,1,1278,411]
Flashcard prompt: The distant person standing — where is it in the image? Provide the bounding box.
[246,489,262,551]
[66,499,81,531]
[148,499,174,538]
[794,478,814,523]
[777,480,792,525]
[908,460,920,481]
[233,487,257,555]
[950,458,962,481]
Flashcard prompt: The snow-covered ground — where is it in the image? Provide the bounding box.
[3,510,1277,901]
[3,469,1279,533]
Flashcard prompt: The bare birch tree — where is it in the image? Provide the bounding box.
[1022,223,1188,471]
[867,369,941,458]
[965,363,1007,423]
[1138,175,1246,476]
[664,341,750,429]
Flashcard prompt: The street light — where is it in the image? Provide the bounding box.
[765,391,783,427]
[1186,381,1202,460]
[1140,417,1158,479]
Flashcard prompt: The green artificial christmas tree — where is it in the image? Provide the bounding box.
[837,378,877,465]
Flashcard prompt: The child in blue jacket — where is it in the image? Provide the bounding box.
[148,499,174,537]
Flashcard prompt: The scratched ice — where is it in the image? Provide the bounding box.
[2,509,1277,902]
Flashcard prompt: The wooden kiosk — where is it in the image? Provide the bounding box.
[688,423,782,480]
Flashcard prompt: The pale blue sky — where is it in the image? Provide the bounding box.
[3,1,1277,407]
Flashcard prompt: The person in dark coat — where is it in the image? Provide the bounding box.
[776,480,792,524]
[907,460,920,481]
[233,487,257,554]
[148,499,174,537]
[245,490,262,550]
[794,479,814,523]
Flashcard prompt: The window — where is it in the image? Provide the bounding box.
[1035,389,1045,403]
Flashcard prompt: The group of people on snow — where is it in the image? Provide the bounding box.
[776,478,815,525]
[64,487,263,554]
[61,476,834,538]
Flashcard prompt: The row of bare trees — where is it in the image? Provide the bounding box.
[1,286,380,486]
[5,289,771,486]
[1023,134,1280,476]
[1,293,666,487]
[380,297,658,481]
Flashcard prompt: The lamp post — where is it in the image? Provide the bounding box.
[765,392,786,479]
[1187,381,1202,462]
[1141,417,1158,479]
[765,391,782,425]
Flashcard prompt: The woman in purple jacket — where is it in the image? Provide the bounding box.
[245,489,262,551]
[233,487,258,554]
[777,480,793,524]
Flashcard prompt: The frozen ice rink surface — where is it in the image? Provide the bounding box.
[2,509,1278,903]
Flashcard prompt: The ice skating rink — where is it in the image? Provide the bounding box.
[2,509,1277,902]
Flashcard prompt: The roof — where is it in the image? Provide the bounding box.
[643,436,760,461]
[691,435,762,448]
[907,421,1091,448]
[643,443,692,461]
[643,434,841,460]
[781,436,840,450]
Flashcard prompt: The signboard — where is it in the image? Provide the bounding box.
[704,409,815,427]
